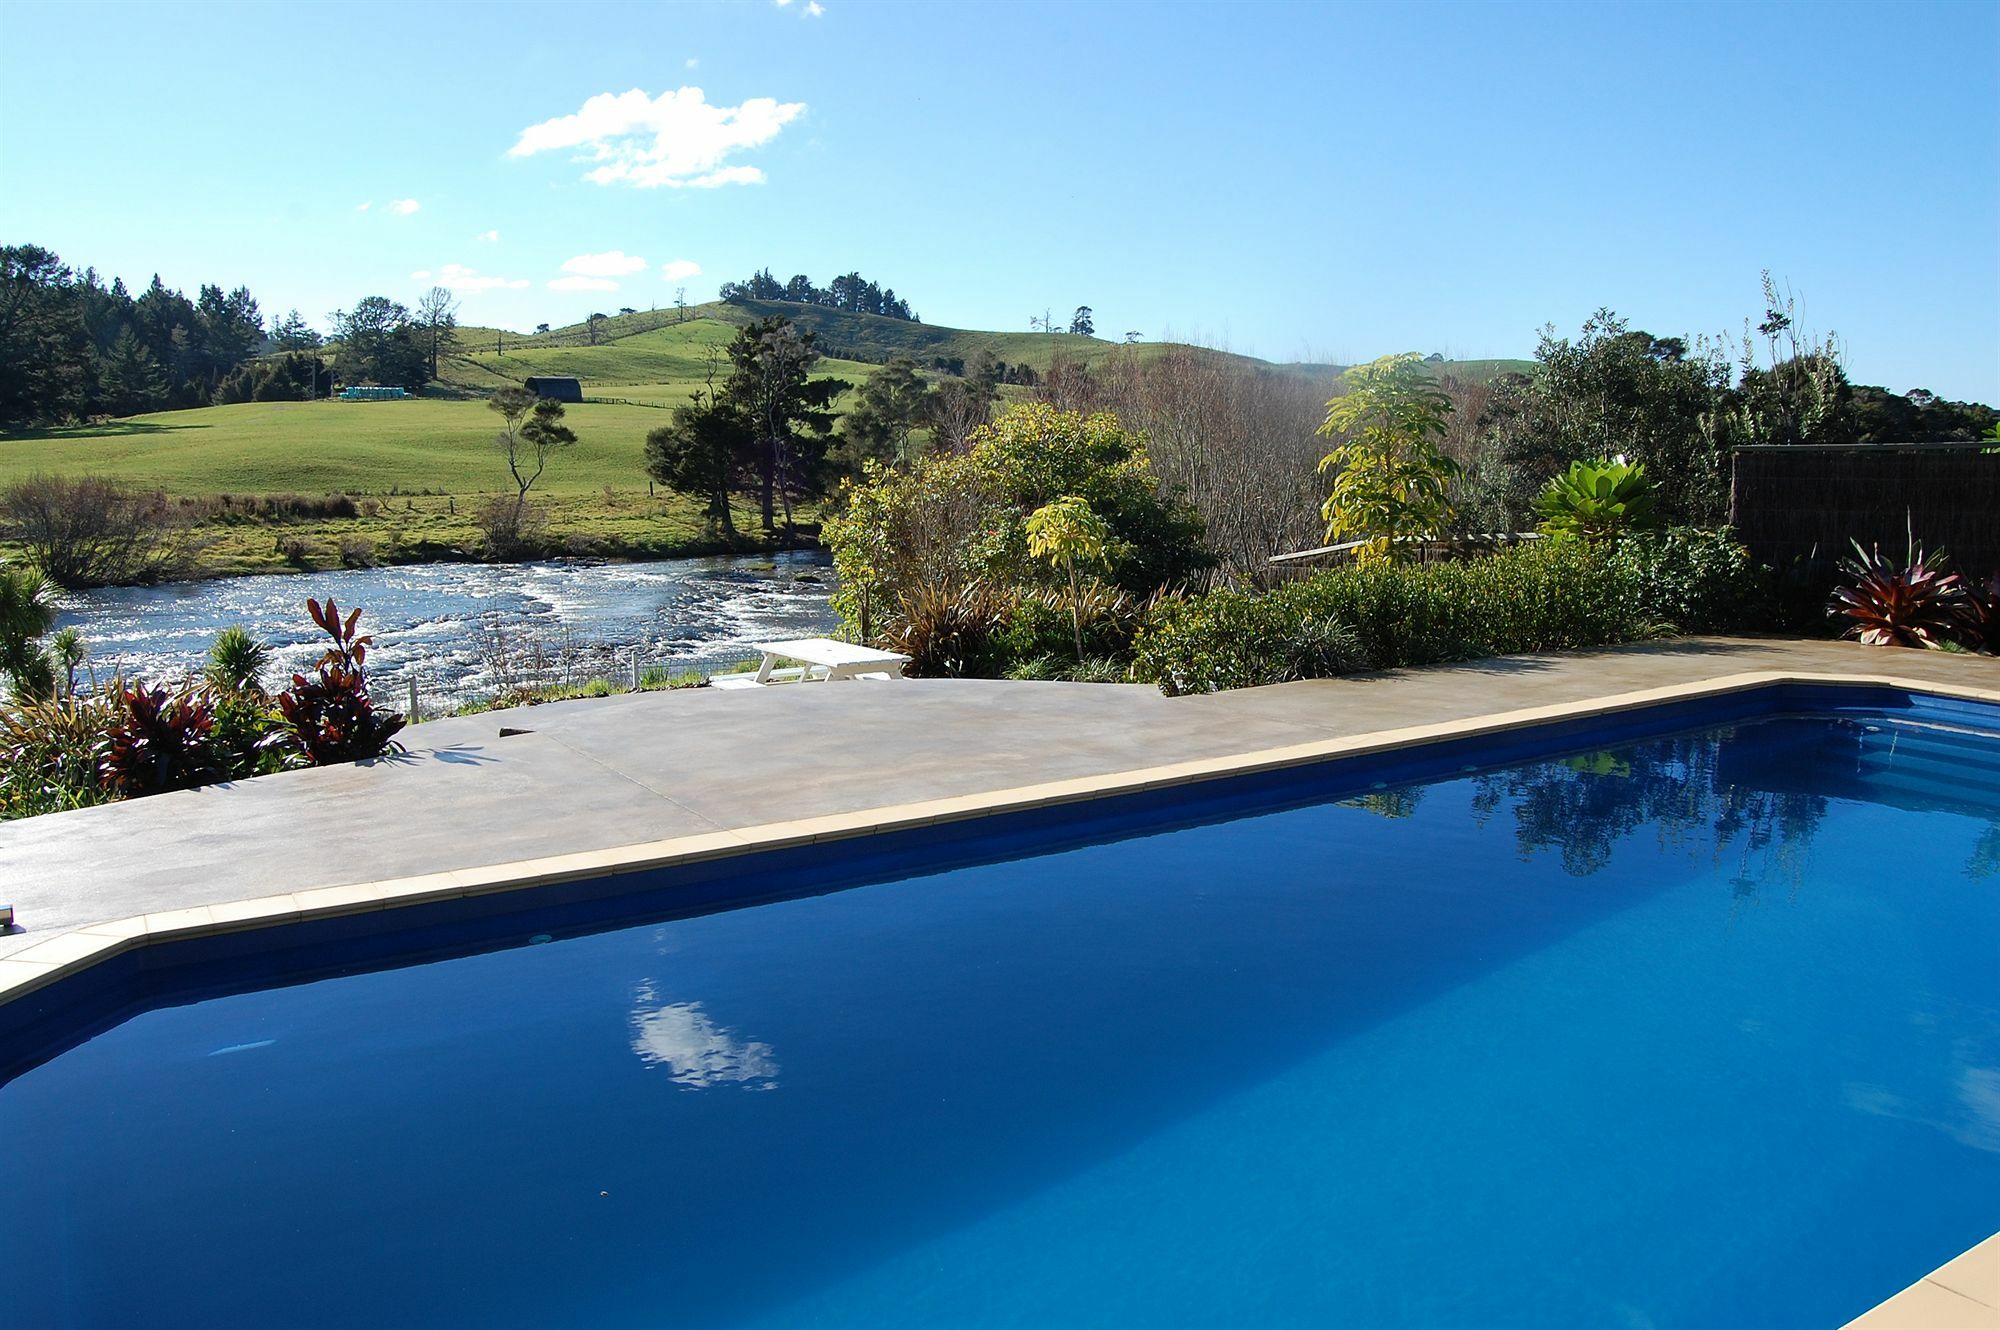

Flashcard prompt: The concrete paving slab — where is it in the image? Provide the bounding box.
[0,728,721,944]
[1,636,1995,959]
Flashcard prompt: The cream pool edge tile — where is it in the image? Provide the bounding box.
[1842,1278,1999,1329]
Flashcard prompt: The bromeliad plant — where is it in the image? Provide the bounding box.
[1829,541,1969,649]
[1959,570,1998,653]
[269,597,406,766]
[1534,455,1662,545]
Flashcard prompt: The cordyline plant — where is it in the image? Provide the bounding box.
[1828,540,1969,650]
[267,598,406,766]
[95,682,225,797]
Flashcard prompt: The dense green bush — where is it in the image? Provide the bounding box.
[1134,531,1775,696]
[1609,527,1772,634]
[1133,589,1365,695]
[1136,540,1678,695]
[825,404,1213,647]
[994,586,1138,665]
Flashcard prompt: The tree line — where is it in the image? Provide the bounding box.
[2,244,275,427]
[1459,285,2000,531]
[717,268,918,322]
[0,243,474,427]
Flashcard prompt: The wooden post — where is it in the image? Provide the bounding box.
[407,676,419,723]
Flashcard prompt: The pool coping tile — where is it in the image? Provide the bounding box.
[1843,1276,2000,1329]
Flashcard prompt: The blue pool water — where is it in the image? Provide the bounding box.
[3,703,1998,1328]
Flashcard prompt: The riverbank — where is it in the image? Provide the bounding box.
[56,550,841,715]
[0,490,820,585]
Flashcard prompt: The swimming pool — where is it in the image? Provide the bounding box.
[2,685,1996,1327]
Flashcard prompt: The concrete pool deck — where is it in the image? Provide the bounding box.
[2,635,1999,1325]
[3,635,1999,961]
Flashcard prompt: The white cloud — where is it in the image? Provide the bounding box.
[548,274,620,292]
[805,2,824,15]
[629,990,778,1089]
[412,262,528,293]
[389,198,420,215]
[509,87,805,189]
[561,249,648,278]
[475,229,500,242]
[687,165,764,189]
[355,201,372,212]
[660,258,702,282]
[684,57,699,69]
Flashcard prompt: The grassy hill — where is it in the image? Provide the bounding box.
[445,319,880,408]
[479,300,1344,382]
[0,300,1530,577]
[0,399,684,495]
[465,299,1529,385]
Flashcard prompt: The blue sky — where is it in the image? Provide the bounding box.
[3,0,1995,398]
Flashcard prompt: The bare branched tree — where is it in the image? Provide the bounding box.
[1037,345,1332,582]
[0,474,200,587]
[413,286,459,382]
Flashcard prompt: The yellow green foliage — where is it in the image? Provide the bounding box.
[824,404,1211,646]
[1317,353,1461,563]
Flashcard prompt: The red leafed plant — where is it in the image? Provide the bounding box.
[96,682,225,796]
[1958,570,1998,653]
[1828,540,1969,649]
[268,597,406,766]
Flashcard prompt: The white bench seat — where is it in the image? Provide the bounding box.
[705,638,912,689]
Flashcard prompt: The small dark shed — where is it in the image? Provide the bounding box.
[524,376,583,403]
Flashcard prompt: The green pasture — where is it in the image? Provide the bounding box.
[0,398,690,495]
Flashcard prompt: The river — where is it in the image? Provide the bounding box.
[56,552,840,712]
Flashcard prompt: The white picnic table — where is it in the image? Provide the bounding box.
[709,637,911,689]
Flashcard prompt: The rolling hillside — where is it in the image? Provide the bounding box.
[458,299,1532,386]
[2,301,1531,505]
[0,299,1534,577]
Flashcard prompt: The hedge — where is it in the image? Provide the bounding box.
[1132,530,1766,695]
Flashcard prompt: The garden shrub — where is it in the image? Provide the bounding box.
[0,692,120,818]
[878,576,1014,678]
[825,403,1213,658]
[95,682,225,796]
[210,692,281,780]
[1609,527,1772,634]
[1134,540,1650,695]
[995,585,1138,664]
[1134,588,1366,695]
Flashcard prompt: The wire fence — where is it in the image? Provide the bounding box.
[396,629,771,722]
